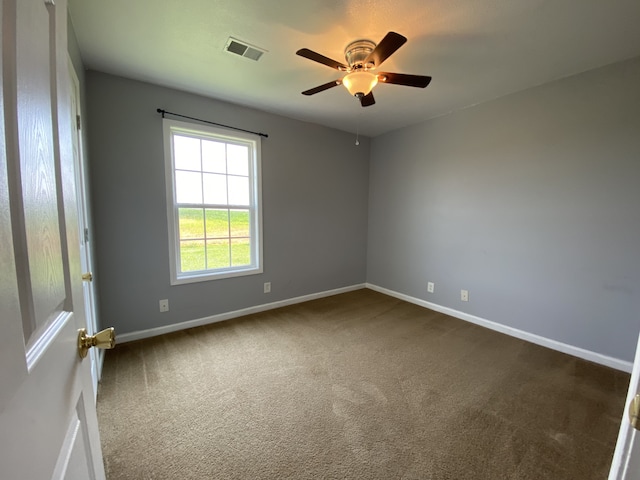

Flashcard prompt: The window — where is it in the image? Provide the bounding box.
[163,118,262,284]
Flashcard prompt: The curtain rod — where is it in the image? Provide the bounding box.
[157,109,268,138]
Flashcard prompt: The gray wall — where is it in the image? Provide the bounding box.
[86,72,370,335]
[86,56,640,362]
[367,57,640,362]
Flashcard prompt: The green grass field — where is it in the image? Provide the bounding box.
[178,208,251,271]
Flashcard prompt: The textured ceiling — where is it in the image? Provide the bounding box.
[68,0,640,137]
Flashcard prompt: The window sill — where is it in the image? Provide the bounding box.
[171,266,263,285]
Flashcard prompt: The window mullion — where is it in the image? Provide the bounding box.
[198,140,208,270]
[177,202,237,209]
[225,144,232,268]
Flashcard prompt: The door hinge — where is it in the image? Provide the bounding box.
[84,228,90,243]
[76,115,81,131]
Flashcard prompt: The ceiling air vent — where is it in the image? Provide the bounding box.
[224,37,266,61]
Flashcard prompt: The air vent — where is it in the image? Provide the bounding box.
[224,37,266,61]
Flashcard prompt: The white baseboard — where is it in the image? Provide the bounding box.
[366,283,632,373]
[116,281,632,373]
[117,284,366,344]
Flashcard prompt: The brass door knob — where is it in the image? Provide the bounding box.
[82,272,93,282]
[77,327,116,359]
[629,394,640,430]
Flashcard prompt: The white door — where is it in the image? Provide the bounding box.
[0,0,106,479]
[610,332,640,479]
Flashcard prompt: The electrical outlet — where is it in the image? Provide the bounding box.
[264,282,271,293]
[427,282,435,293]
[461,290,469,302]
[159,299,169,312]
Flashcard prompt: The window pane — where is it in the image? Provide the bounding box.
[179,208,204,239]
[203,173,227,205]
[174,135,201,171]
[229,209,250,237]
[206,239,230,269]
[227,144,249,176]
[205,209,229,238]
[175,171,203,204]
[180,240,206,272]
[202,140,226,173]
[231,238,251,266]
[228,176,249,205]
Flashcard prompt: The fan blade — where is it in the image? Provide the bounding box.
[360,92,375,107]
[365,32,407,68]
[301,80,342,96]
[296,48,348,71]
[377,72,432,88]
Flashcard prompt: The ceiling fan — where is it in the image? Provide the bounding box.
[296,32,432,107]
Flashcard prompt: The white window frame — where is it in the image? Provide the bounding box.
[163,118,263,285]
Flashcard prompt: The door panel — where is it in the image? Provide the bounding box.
[16,0,66,344]
[53,396,95,480]
[0,0,105,478]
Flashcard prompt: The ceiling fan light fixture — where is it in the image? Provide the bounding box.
[342,71,378,97]
[296,32,431,108]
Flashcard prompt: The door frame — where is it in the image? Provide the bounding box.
[68,56,102,397]
[609,332,640,479]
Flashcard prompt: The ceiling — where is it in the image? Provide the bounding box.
[68,0,640,137]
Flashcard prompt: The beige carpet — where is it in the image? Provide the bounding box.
[97,289,629,479]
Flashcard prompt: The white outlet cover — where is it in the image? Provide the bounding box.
[427,282,434,293]
[461,290,469,301]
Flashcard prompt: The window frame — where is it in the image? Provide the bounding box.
[163,118,263,285]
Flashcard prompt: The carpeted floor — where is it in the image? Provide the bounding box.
[97,289,629,479]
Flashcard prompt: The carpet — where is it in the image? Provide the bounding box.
[97,289,629,479]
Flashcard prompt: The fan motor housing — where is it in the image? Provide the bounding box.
[345,39,375,70]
